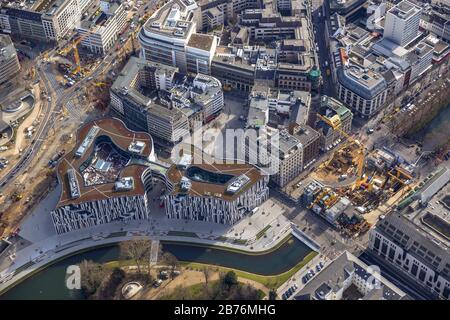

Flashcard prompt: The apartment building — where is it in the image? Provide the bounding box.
[368,168,450,300]
[420,11,450,42]
[77,0,127,56]
[315,95,353,151]
[110,57,223,145]
[271,125,320,188]
[294,251,408,300]
[0,0,94,41]
[51,118,156,234]
[0,35,20,84]
[139,0,218,74]
[163,162,270,224]
[195,0,259,31]
[383,0,422,46]
[40,0,82,40]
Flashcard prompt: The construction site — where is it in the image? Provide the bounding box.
[302,112,415,238]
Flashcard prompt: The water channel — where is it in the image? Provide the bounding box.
[1,237,313,300]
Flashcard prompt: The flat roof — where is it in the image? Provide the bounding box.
[56,118,153,207]
[166,163,264,201]
[187,33,214,51]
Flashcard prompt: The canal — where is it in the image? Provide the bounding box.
[0,237,313,300]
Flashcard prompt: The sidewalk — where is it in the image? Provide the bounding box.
[0,195,297,294]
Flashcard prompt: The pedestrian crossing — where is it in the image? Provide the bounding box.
[45,67,83,121]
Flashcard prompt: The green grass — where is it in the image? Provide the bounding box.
[255,225,271,240]
[215,236,228,241]
[160,280,266,300]
[167,231,199,238]
[179,251,318,289]
[103,248,317,290]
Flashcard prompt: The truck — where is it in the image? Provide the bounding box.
[48,149,66,167]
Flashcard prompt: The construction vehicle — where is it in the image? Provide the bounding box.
[58,33,91,76]
[316,113,366,179]
[11,192,23,202]
[93,82,107,87]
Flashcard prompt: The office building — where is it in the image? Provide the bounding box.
[315,95,353,151]
[163,161,269,224]
[0,0,95,41]
[0,35,20,84]
[138,0,218,74]
[51,118,156,234]
[383,0,422,46]
[271,124,320,187]
[294,251,408,300]
[110,57,223,145]
[77,0,127,56]
[368,168,450,300]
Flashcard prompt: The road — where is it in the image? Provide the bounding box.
[310,0,334,97]
[359,252,438,300]
[0,51,114,192]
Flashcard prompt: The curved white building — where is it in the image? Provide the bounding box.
[51,118,156,234]
[138,0,217,74]
[163,162,270,224]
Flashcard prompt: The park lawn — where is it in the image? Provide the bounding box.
[161,280,266,300]
[255,225,272,240]
[179,250,318,289]
[104,250,317,289]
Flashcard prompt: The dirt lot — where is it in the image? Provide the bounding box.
[0,104,103,237]
[135,268,269,300]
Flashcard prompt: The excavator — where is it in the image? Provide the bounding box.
[316,113,366,182]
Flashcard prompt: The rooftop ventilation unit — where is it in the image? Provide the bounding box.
[174,30,185,36]
[180,176,192,192]
[128,140,146,154]
[114,177,135,191]
[67,169,80,199]
[226,174,251,194]
[75,126,100,158]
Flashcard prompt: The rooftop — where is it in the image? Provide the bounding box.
[166,162,265,201]
[0,35,17,63]
[142,0,197,41]
[187,33,215,51]
[388,0,422,20]
[56,118,153,208]
[294,251,407,300]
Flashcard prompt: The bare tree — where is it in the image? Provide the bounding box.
[161,251,179,278]
[202,266,213,298]
[119,239,152,275]
[79,260,108,298]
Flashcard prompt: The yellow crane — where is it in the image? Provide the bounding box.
[316,113,366,179]
[58,33,90,75]
[93,82,107,87]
